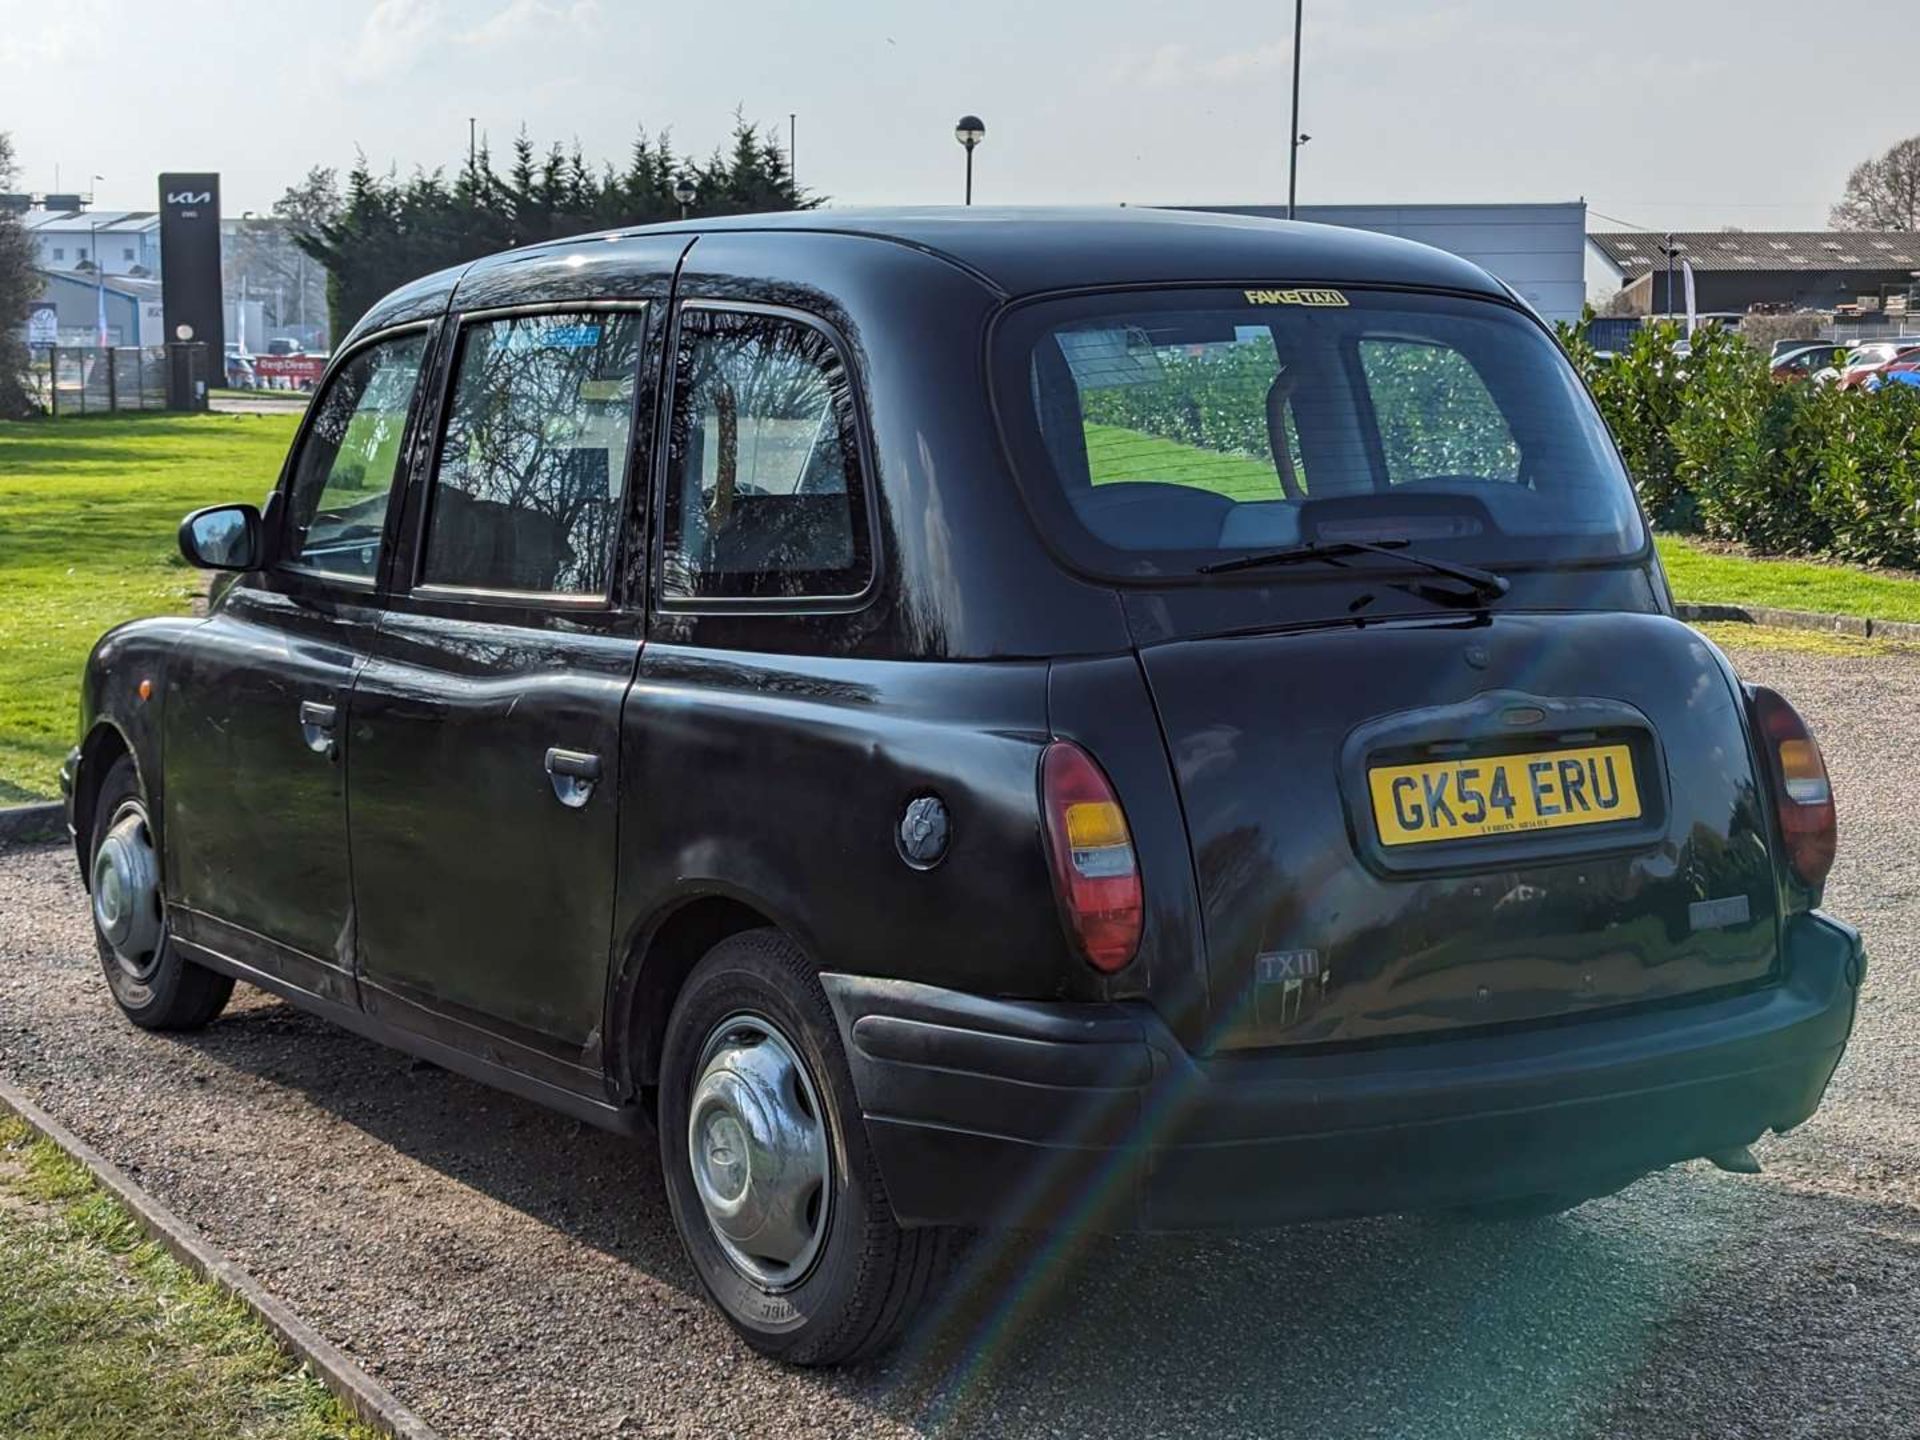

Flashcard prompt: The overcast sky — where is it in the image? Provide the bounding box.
[4,0,1909,232]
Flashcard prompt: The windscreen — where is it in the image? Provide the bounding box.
[996,287,1645,575]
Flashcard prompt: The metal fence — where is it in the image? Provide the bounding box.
[29,343,210,416]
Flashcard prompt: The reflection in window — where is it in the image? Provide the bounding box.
[286,332,428,580]
[422,310,644,595]
[1066,326,1307,501]
[661,309,870,601]
[1358,339,1520,484]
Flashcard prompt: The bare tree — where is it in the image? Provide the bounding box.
[224,167,342,345]
[1830,134,1920,231]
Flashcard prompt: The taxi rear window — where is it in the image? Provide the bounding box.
[993,287,1645,577]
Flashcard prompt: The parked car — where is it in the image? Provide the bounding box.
[221,350,257,390]
[1770,337,1827,360]
[1839,341,1920,391]
[63,209,1864,1365]
[1770,342,1843,381]
[1864,361,1920,392]
[1834,340,1920,390]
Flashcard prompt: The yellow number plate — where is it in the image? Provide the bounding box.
[1368,744,1641,847]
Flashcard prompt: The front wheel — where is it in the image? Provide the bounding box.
[658,929,951,1365]
[88,755,233,1031]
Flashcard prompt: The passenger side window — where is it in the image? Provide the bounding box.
[661,307,871,602]
[420,309,645,596]
[1358,339,1521,485]
[283,331,429,580]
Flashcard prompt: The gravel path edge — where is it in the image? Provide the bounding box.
[0,1070,445,1440]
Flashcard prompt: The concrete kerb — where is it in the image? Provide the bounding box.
[1675,602,1920,643]
[0,802,63,847]
[0,1073,444,1440]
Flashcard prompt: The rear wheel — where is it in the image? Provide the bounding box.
[88,756,232,1031]
[658,928,950,1365]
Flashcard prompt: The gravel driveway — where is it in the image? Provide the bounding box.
[3,638,1916,1440]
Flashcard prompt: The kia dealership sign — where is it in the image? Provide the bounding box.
[158,173,223,364]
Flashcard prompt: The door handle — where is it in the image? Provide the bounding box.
[544,747,601,808]
[298,701,338,759]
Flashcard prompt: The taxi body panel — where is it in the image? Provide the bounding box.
[66,209,1859,1239]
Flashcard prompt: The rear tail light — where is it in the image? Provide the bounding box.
[1749,685,1836,889]
[1040,741,1143,973]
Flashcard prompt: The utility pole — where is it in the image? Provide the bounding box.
[789,113,797,191]
[1287,0,1304,219]
[1663,234,1678,323]
[468,117,477,176]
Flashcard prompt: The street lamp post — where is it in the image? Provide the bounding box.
[1287,0,1305,218]
[954,115,986,205]
[1659,234,1681,325]
[673,174,697,221]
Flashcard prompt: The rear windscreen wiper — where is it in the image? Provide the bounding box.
[1197,538,1511,600]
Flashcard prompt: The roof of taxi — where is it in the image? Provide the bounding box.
[517,206,1511,302]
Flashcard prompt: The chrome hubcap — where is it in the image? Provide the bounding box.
[92,801,163,979]
[688,1012,832,1291]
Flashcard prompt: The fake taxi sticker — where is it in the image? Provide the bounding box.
[1243,288,1349,307]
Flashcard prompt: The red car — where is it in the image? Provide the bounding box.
[1864,361,1920,393]
[1836,341,1920,391]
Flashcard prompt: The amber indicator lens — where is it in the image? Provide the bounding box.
[1749,685,1836,888]
[1040,741,1142,973]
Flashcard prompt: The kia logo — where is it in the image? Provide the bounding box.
[166,191,212,205]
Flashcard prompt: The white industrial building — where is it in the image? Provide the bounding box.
[22,209,162,277]
[1179,202,1589,325]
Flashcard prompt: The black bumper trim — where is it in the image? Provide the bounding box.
[820,911,1863,1231]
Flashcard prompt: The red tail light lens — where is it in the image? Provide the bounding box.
[1040,741,1143,973]
[1750,685,1836,888]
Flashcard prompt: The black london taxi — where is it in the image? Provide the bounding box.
[63,208,1863,1364]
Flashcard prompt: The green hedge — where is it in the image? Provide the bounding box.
[1562,320,1920,568]
[1077,339,1523,483]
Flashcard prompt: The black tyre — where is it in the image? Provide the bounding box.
[87,755,233,1031]
[658,928,950,1365]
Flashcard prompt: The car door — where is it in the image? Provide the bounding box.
[165,325,434,1001]
[346,300,660,1092]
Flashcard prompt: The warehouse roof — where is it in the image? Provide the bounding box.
[1590,230,1920,274]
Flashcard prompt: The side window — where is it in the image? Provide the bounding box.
[420,309,645,596]
[661,307,872,602]
[283,331,429,580]
[1358,338,1521,485]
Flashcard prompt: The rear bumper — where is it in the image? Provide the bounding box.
[821,911,1864,1231]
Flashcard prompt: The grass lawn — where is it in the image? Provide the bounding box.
[0,1114,378,1439]
[1657,534,1920,623]
[5,414,1919,806]
[0,413,297,803]
[1083,423,1286,499]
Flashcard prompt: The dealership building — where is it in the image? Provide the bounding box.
[1182,202,1590,324]
[32,268,166,347]
[1588,230,1920,320]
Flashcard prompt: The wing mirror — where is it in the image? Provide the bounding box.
[178,503,262,571]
